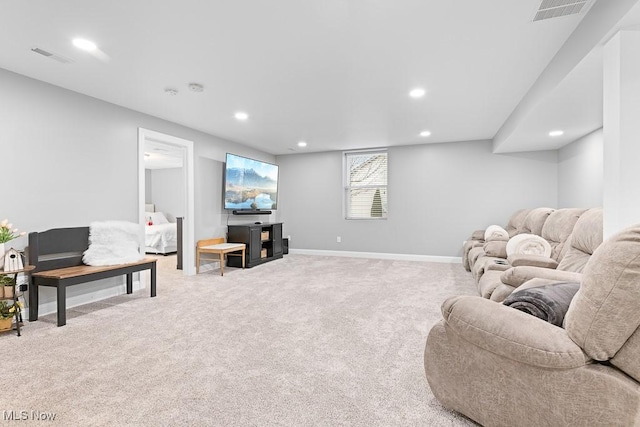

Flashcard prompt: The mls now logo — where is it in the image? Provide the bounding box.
[3,410,57,421]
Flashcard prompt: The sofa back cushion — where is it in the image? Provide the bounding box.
[565,223,640,362]
[556,208,603,273]
[541,208,587,262]
[521,208,554,236]
[506,209,531,238]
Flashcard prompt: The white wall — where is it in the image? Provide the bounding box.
[276,140,558,257]
[150,168,185,222]
[195,157,225,241]
[603,31,640,238]
[0,68,275,314]
[557,128,603,208]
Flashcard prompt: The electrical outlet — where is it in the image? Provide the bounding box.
[336,236,341,243]
[287,235,291,241]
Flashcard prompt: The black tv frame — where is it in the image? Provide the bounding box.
[224,153,279,213]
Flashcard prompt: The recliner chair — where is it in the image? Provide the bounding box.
[424,219,640,426]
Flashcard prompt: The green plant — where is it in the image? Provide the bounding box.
[0,219,26,243]
[0,300,21,319]
[0,276,12,286]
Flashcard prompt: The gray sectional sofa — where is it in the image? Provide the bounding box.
[425,222,640,426]
[467,207,554,282]
[463,207,604,301]
[478,208,599,301]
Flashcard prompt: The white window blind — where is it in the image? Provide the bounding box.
[344,150,388,219]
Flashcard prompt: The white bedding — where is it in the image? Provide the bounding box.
[145,223,177,254]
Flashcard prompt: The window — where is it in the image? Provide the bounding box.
[344,150,388,219]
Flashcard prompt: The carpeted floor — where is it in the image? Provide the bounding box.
[1,254,478,426]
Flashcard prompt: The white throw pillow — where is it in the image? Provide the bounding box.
[150,212,169,225]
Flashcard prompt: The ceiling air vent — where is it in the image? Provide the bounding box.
[31,47,73,64]
[533,0,595,22]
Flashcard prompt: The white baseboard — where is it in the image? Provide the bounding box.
[289,249,462,263]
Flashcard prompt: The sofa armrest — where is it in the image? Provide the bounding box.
[507,254,559,269]
[485,260,511,272]
[517,278,569,291]
[483,240,507,258]
[501,266,582,287]
[441,295,589,369]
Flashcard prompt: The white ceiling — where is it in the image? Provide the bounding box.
[1,0,639,155]
[144,140,184,170]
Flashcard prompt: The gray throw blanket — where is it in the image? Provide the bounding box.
[503,282,580,327]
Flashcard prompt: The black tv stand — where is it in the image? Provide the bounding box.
[232,210,272,215]
[227,223,283,268]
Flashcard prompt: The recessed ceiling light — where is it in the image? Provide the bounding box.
[419,130,431,137]
[549,130,564,137]
[72,38,97,52]
[188,83,204,92]
[234,112,249,121]
[297,141,307,148]
[409,88,426,98]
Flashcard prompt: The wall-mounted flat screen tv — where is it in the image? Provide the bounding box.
[224,153,279,210]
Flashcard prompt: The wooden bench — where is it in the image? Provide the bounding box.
[196,238,246,276]
[28,227,157,327]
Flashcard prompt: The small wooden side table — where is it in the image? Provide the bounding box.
[196,243,246,276]
[1,265,34,337]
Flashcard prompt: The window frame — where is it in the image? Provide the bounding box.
[343,149,388,220]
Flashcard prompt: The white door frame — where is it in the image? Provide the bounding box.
[138,128,196,275]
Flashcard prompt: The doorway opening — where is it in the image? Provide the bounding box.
[138,128,195,275]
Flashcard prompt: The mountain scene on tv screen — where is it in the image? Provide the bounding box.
[225,167,277,209]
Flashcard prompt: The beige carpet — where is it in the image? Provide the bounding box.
[1,254,478,426]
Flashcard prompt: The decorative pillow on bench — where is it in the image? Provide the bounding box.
[503,282,580,327]
[83,221,144,266]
